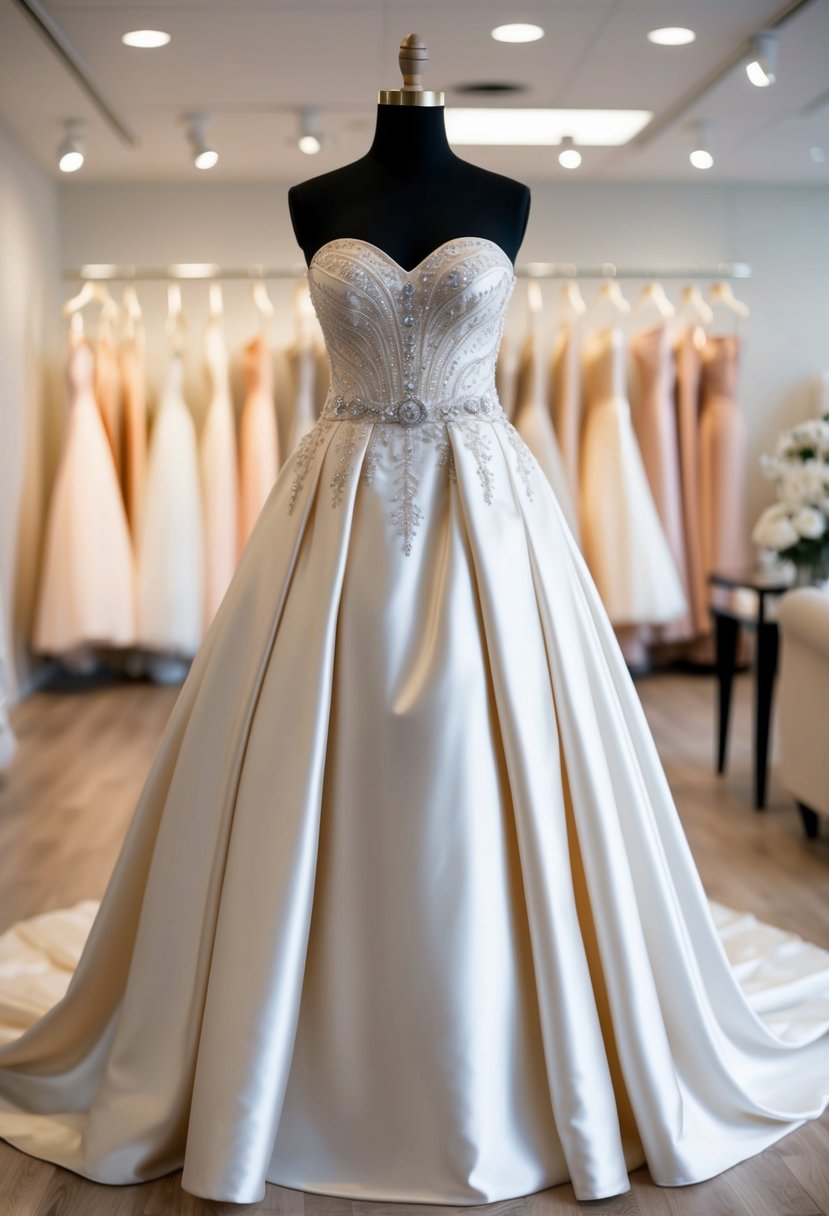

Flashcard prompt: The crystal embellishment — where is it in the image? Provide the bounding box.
[287,236,533,553]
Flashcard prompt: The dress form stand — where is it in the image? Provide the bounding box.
[289,33,530,268]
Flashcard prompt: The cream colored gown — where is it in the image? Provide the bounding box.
[136,352,204,661]
[33,332,135,655]
[699,335,746,581]
[200,317,239,628]
[579,327,686,626]
[549,323,581,504]
[513,332,580,541]
[674,327,709,638]
[1,240,827,1207]
[629,324,692,642]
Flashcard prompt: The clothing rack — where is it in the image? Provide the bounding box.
[62,261,752,283]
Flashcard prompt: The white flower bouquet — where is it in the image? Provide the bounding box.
[752,415,829,582]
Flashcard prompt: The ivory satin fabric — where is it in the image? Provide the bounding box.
[2,238,828,1205]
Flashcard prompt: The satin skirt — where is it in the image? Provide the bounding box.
[1,412,828,1205]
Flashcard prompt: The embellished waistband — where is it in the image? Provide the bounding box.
[321,392,505,427]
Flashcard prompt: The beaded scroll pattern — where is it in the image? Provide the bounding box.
[288,237,536,554]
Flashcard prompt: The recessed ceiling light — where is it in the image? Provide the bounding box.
[445,108,651,146]
[647,27,696,46]
[491,23,545,43]
[810,146,826,163]
[122,29,171,48]
[690,149,713,169]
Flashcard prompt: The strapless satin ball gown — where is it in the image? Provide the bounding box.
[1,238,827,1207]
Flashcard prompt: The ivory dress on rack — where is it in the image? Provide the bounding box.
[513,332,580,541]
[119,323,148,542]
[629,324,692,641]
[33,330,135,658]
[238,332,279,551]
[200,311,239,628]
[1,239,828,1207]
[549,323,581,505]
[580,326,686,627]
[136,351,204,668]
[674,326,709,638]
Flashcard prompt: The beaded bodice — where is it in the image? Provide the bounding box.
[287,237,536,554]
[308,236,515,423]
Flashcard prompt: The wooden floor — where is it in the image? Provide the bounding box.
[0,669,827,1215]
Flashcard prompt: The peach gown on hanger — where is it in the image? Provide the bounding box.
[200,316,239,628]
[95,325,122,487]
[629,325,692,642]
[1,239,827,1208]
[513,332,580,541]
[33,332,135,656]
[674,327,709,638]
[580,326,686,626]
[238,332,279,551]
[136,352,204,663]
[699,335,746,585]
[549,324,581,505]
[119,331,148,542]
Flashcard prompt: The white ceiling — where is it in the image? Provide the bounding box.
[0,0,828,183]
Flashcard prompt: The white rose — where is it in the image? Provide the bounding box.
[792,507,827,539]
[752,510,799,550]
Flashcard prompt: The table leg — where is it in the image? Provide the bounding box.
[798,802,820,839]
[754,620,779,810]
[714,611,739,775]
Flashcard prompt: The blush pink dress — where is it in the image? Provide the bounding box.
[238,332,279,551]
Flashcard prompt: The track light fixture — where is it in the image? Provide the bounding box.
[557,135,582,169]
[58,119,85,173]
[297,108,322,155]
[746,31,778,87]
[186,113,218,170]
[689,121,713,170]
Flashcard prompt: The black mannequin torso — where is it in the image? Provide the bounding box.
[289,105,531,270]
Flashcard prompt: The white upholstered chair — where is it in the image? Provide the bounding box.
[777,586,829,837]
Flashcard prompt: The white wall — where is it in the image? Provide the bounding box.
[59,178,829,543]
[0,121,62,698]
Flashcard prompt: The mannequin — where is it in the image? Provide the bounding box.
[289,34,531,269]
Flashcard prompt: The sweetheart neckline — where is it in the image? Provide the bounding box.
[307,235,515,278]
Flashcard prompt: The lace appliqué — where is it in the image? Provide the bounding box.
[505,423,536,502]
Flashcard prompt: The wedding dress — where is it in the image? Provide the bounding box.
[1,238,828,1207]
[200,316,239,628]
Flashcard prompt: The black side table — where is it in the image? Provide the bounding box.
[709,567,794,810]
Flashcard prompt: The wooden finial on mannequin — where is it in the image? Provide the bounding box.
[379,33,444,106]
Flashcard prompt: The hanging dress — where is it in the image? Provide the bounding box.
[674,326,710,638]
[549,322,582,504]
[200,317,239,629]
[136,351,204,671]
[629,324,692,642]
[94,322,122,488]
[238,332,279,552]
[0,578,17,769]
[119,329,148,544]
[699,335,746,584]
[513,332,580,541]
[33,331,135,657]
[579,326,686,626]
